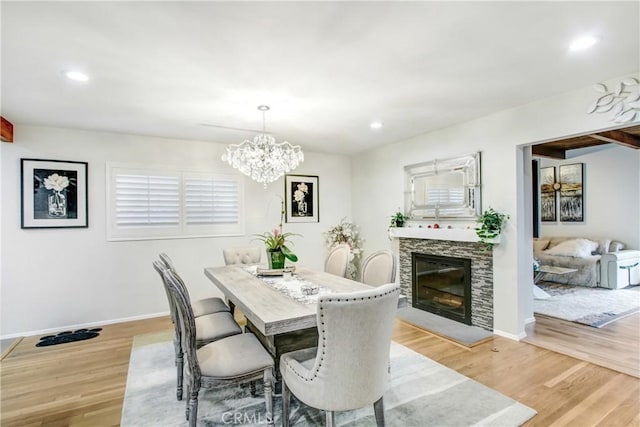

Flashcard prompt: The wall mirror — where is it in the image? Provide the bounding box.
[404,152,481,220]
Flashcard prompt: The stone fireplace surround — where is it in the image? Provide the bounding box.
[398,237,494,331]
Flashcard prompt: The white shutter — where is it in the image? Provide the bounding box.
[115,174,180,226]
[184,176,239,224]
[107,164,244,241]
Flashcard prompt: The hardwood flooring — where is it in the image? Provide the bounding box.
[1,316,638,426]
[524,312,640,378]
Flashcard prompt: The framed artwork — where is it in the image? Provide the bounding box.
[21,158,88,228]
[539,166,557,222]
[285,174,319,223]
[559,163,584,222]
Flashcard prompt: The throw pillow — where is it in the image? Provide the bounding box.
[609,241,625,252]
[544,238,598,258]
[594,238,612,255]
[533,238,550,253]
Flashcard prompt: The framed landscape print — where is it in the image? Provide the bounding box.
[21,158,88,228]
[540,166,556,222]
[285,174,319,223]
[559,163,584,222]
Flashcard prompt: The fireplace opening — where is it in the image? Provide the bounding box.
[411,252,472,325]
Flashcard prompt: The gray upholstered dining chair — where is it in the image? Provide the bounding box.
[324,244,351,278]
[280,283,400,427]
[222,246,262,266]
[360,250,397,287]
[159,253,231,317]
[153,261,242,401]
[162,267,275,427]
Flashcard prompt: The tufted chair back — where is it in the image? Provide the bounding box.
[222,246,262,266]
[361,250,397,286]
[280,283,400,420]
[324,244,350,278]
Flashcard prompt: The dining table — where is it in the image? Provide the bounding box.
[204,265,406,384]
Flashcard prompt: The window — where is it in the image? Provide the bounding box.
[107,164,243,240]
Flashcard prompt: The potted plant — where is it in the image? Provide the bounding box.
[475,208,509,250]
[390,209,408,228]
[254,198,300,269]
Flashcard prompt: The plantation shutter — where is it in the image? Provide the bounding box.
[115,174,180,226]
[184,176,239,224]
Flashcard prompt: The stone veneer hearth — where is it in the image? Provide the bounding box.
[399,238,493,331]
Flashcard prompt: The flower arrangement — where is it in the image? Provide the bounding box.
[324,217,364,279]
[43,173,72,217]
[293,182,309,215]
[254,197,300,268]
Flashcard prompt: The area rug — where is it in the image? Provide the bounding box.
[534,282,640,328]
[396,307,493,347]
[121,331,536,426]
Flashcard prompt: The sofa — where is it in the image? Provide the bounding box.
[533,237,636,288]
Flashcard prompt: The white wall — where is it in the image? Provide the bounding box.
[0,125,352,337]
[539,145,640,249]
[351,72,640,339]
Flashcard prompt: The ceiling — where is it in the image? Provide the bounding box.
[533,125,640,159]
[1,2,639,156]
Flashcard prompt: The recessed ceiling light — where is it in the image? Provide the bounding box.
[569,36,597,52]
[370,121,383,129]
[64,71,89,82]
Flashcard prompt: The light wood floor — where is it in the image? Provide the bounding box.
[524,312,640,378]
[1,316,639,426]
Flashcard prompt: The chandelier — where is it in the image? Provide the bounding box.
[222,105,304,188]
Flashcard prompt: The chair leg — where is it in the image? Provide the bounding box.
[264,368,274,427]
[176,352,184,401]
[325,410,335,427]
[282,379,290,427]
[373,396,385,427]
[188,389,199,427]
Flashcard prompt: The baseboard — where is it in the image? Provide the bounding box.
[0,311,169,341]
[493,328,527,341]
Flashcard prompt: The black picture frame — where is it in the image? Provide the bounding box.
[540,166,557,222]
[559,163,584,222]
[21,158,88,228]
[285,174,319,223]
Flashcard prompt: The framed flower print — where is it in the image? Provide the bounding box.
[21,158,88,228]
[285,174,319,223]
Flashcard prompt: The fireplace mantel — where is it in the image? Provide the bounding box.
[389,227,500,244]
[389,227,483,243]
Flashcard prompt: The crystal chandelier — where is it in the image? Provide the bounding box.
[222,105,304,188]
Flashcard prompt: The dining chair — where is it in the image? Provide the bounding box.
[360,250,397,287]
[162,268,275,427]
[159,253,230,317]
[324,244,351,278]
[222,246,262,266]
[153,261,242,401]
[280,283,400,427]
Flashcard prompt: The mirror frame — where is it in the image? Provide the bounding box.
[404,152,482,220]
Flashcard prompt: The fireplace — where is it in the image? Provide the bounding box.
[412,253,472,325]
[399,237,493,331]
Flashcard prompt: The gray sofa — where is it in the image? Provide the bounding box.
[533,237,626,287]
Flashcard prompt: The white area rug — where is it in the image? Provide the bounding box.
[534,282,640,327]
[121,332,536,426]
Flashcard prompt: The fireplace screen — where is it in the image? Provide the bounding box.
[412,253,472,325]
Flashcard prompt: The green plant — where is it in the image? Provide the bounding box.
[390,209,408,227]
[253,197,300,262]
[475,208,509,250]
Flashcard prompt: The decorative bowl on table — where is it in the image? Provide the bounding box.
[300,284,319,295]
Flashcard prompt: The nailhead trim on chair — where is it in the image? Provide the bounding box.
[285,287,400,382]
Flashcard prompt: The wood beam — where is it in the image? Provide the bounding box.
[1,116,13,142]
[532,145,566,159]
[589,130,640,150]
